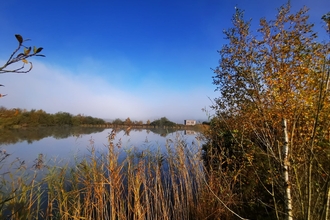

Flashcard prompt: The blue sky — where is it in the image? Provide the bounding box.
[1,0,329,123]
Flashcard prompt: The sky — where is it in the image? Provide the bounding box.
[0,0,329,123]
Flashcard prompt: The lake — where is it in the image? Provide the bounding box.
[0,126,204,170]
[0,126,209,219]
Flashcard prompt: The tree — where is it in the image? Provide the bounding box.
[0,34,45,97]
[112,118,123,125]
[134,120,143,125]
[150,117,176,127]
[54,112,73,126]
[208,3,330,219]
[124,117,132,126]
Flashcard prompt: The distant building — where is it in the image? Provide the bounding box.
[184,120,196,126]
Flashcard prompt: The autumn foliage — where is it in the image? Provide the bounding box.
[204,3,330,219]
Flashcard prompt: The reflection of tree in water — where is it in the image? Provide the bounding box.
[146,128,179,137]
[0,127,202,145]
[112,128,178,137]
[120,128,200,138]
[0,127,106,145]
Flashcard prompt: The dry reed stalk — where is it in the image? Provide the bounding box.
[0,130,213,220]
[106,129,125,220]
[133,160,145,220]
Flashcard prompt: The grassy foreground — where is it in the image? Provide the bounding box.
[0,129,232,220]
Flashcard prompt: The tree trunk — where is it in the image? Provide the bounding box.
[282,118,293,220]
[326,185,330,220]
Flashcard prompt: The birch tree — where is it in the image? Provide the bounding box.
[208,3,330,219]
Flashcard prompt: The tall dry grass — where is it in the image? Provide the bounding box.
[0,129,239,219]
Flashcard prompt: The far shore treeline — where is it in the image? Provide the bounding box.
[0,106,204,129]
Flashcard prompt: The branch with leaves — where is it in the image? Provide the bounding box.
[0,34,45,97]
[322,12,330,34]
[0,34,44,74]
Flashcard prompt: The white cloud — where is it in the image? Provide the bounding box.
[0,60,213,123]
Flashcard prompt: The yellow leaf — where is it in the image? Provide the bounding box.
[22,59,28,64]
[24,47,31,55]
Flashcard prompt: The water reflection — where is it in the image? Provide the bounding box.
[0,126,106,145]
[0,127,203,170]
[0,127,200,145]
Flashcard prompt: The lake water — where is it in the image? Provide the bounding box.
[0,127,204,170]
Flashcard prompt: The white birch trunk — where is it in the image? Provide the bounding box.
[326,186,330,220]
[282,118,293,220]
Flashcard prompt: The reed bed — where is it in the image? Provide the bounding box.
[0,130,233,220]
